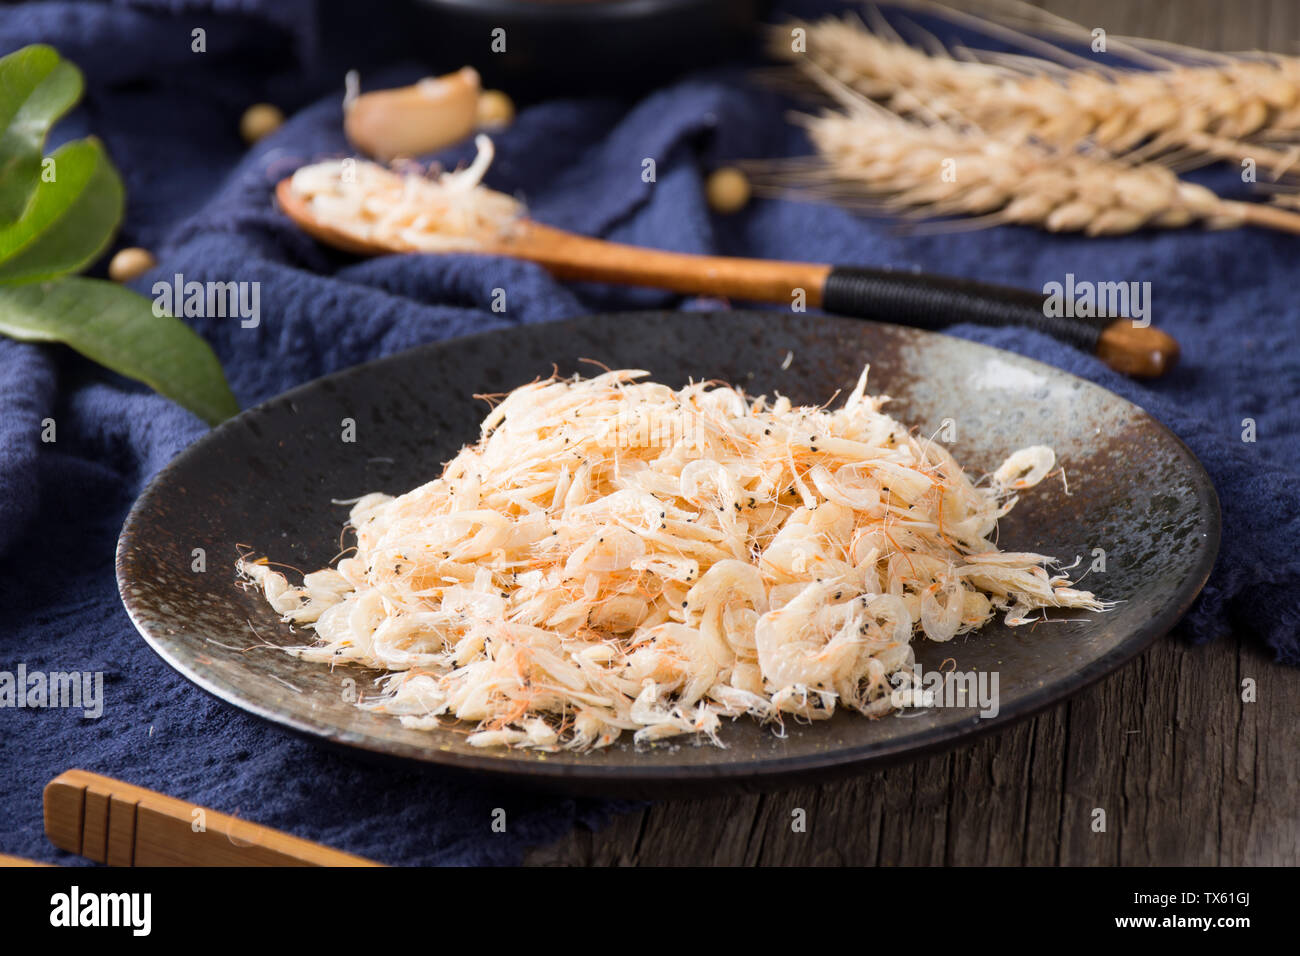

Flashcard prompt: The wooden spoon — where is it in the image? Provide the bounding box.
[276,178,1178,378]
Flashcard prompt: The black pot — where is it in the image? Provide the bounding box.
[410,0,767,99]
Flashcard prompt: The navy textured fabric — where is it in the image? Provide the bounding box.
[1,0,1297,866]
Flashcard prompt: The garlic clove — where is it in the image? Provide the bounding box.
[344,67,480,161]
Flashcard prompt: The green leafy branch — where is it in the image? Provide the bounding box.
[0,45,238,426]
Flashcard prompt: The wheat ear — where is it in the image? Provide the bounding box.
[775,15,1300,177]
[757,75,1300,237]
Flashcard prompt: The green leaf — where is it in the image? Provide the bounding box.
[0,45,83,224]
[0,138,122,283]
[0,46,237,430]
[0,277,240,425]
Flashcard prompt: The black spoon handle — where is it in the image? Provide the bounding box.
[819,265,1178,378]
[822,265,1108,352]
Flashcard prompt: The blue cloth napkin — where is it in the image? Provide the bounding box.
[1,0,1297,866]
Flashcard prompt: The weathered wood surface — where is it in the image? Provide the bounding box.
[527,638,1296,865]
[525,1,1300,866]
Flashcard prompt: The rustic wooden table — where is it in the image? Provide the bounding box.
[525,0,1300,866]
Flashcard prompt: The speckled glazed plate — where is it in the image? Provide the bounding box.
[116,312,1219,795]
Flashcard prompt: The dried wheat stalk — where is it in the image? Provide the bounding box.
[776,14,1300,176]
[759,80,1300,237]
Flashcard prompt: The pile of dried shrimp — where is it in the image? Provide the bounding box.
[242,367,1104,750]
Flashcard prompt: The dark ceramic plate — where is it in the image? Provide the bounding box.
[117,312,1219,795]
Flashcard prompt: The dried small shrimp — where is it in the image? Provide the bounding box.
[289,134,521,251]
[241,368,1105,750]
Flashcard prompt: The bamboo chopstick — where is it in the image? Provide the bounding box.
[0,853,52,866]
[44,770,381,867]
